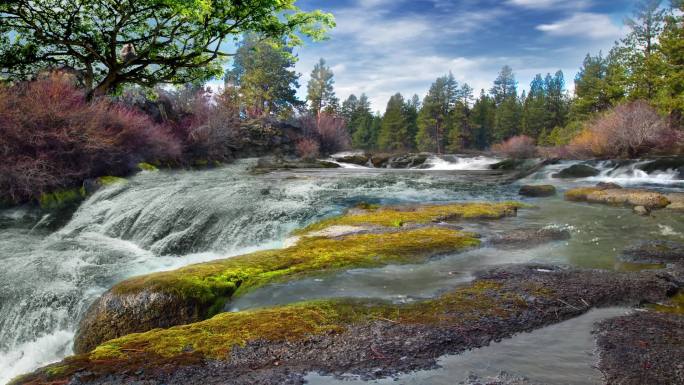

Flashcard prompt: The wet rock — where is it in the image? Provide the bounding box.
[490,227,570,247]
[637,157,684,178]
[20,264,678,385]
[596,182,622,190]
[459,372,539,385]
[387,153,428,169]
[552,164,600,178]
[518,185,556,197]
[596,311,684,385]
[254,157,340,172]
[621,240,684,264]
[334,154,370,166]
[665,193,684,211]
[633,205,650,216]
[490,159,526,171]
[565,186,671,209]
[370,154,392,168]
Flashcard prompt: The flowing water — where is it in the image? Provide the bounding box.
[0,157,682,384]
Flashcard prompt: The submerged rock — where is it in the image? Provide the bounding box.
[621,240,684,264]
[17,264,678,385]
[254,157,340,172]
[73,202,522,354]
[490,227,571,247]
[633,205,650,216]
[595,311,684,385]
[552,164,600,178]
[518,185,556,197]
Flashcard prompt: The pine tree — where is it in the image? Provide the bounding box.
[491,66,521,141]
[471,90,496,149]
[521,74,548,140]
[378,93,409,151]
[226,34,302,118]
[403,94,421,149]
[657,0,684,128]
[306,58,338,116]
[416,73,458,153]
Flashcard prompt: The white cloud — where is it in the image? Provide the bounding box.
[536,12,623,39]
[507,0,591,9]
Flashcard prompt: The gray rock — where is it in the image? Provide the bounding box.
[552,164,600,178]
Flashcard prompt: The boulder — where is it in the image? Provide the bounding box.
[254,157,340,172]
[637,157,684,178]
[596,182,622,190]
[387,154,428,169]
[665,193,684,211]
[566,185,671,209]
[370,154,392,168]
[552,164,600,178]
[334,154,370,166]
[519,185,556,197]
[490,159,526,171]
[633,206,650,216]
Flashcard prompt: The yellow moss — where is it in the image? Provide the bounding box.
[97,176,128,186]
[112,227,481,306]
[565,187,601,202]
[137,162,159,172]
[647,292,684,315]
[296,202,524,235]
[38,188,85,210]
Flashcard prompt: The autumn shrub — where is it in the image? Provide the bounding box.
[296,113,351,155]
[568,101,679,158]
[295,138,321,160]
[0,76,180,204]
[491,135,538,159]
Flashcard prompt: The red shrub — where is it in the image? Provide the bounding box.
[0,76,180,204]
[491,135,538,159]
[295,138,321,160]
[295,113,350,155]
[568,101,678,158]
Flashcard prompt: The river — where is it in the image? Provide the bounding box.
[0,156,682,384]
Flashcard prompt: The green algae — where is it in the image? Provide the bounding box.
[38,188,85,210]
[112,227,481,307]
[137,162,159,172]
[295,202,524,235]
[97,176,128,186]
[647,292,684,315]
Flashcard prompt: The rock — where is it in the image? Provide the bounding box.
[254,157,340,172]
[334,154,370,166]
[518,185,556,197]
[490,227,571,247]
[596,182,622,190]
[566,186,671,209]
[490,159,526,171]
[596,312,684,385]
[665,193,684,211]
[621,240,684,264]
[637,157,684,178]
[552,164,600,178]
[370,154,392,168]
[387,154,428,169]
[633,206,650,216]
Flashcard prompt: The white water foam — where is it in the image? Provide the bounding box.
[0,330,74,384]
[423,155,500,171]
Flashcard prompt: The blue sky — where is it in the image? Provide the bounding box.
[284,0,635,111]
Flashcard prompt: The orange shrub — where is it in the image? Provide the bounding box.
[491,135,538,159]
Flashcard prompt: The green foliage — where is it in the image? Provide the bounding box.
[656,0,684,128]
[226,34,303,118]
[416,73,459,153]
[307,58,338,116]
[571,51,627,121]
[471,90,496,149]
[343,94,377,149]
[39,189,85,210]
[0,1,334,97]
[377,93,410,151]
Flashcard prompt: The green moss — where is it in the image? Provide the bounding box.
[38,188,85,210]
[44,364,71,377]
[137,162,159,172]
[296,202,524,235]
[112,227,481,307]
[647,292,684,315]
[97,176,128,186]
[94,280,529,361]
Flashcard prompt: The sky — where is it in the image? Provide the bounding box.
[283,0,636,112]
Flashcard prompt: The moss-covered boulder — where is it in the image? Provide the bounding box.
[552,164,600,178]
[519,184,556,197]
[565,185,671,209]
[15,265,677,385]
[74,202,521,354]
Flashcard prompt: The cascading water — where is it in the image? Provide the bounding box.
[0,160,514,384]
[0,158,682,384]
[421,155,501,170]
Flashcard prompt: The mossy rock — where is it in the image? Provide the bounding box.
[334,154,370,166]
[552,164,600,178]
[73,202,523,354]
[565,186,670,209]
[519,185,556,197]
[490,159,525,171]
[137,162,159,172]
[38,188,85,211]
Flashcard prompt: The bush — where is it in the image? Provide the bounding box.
[491,135,538,159]
[568,101,679,158]
[296,113,351,156]
[0,75,180,204]
[295,138,321,160]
